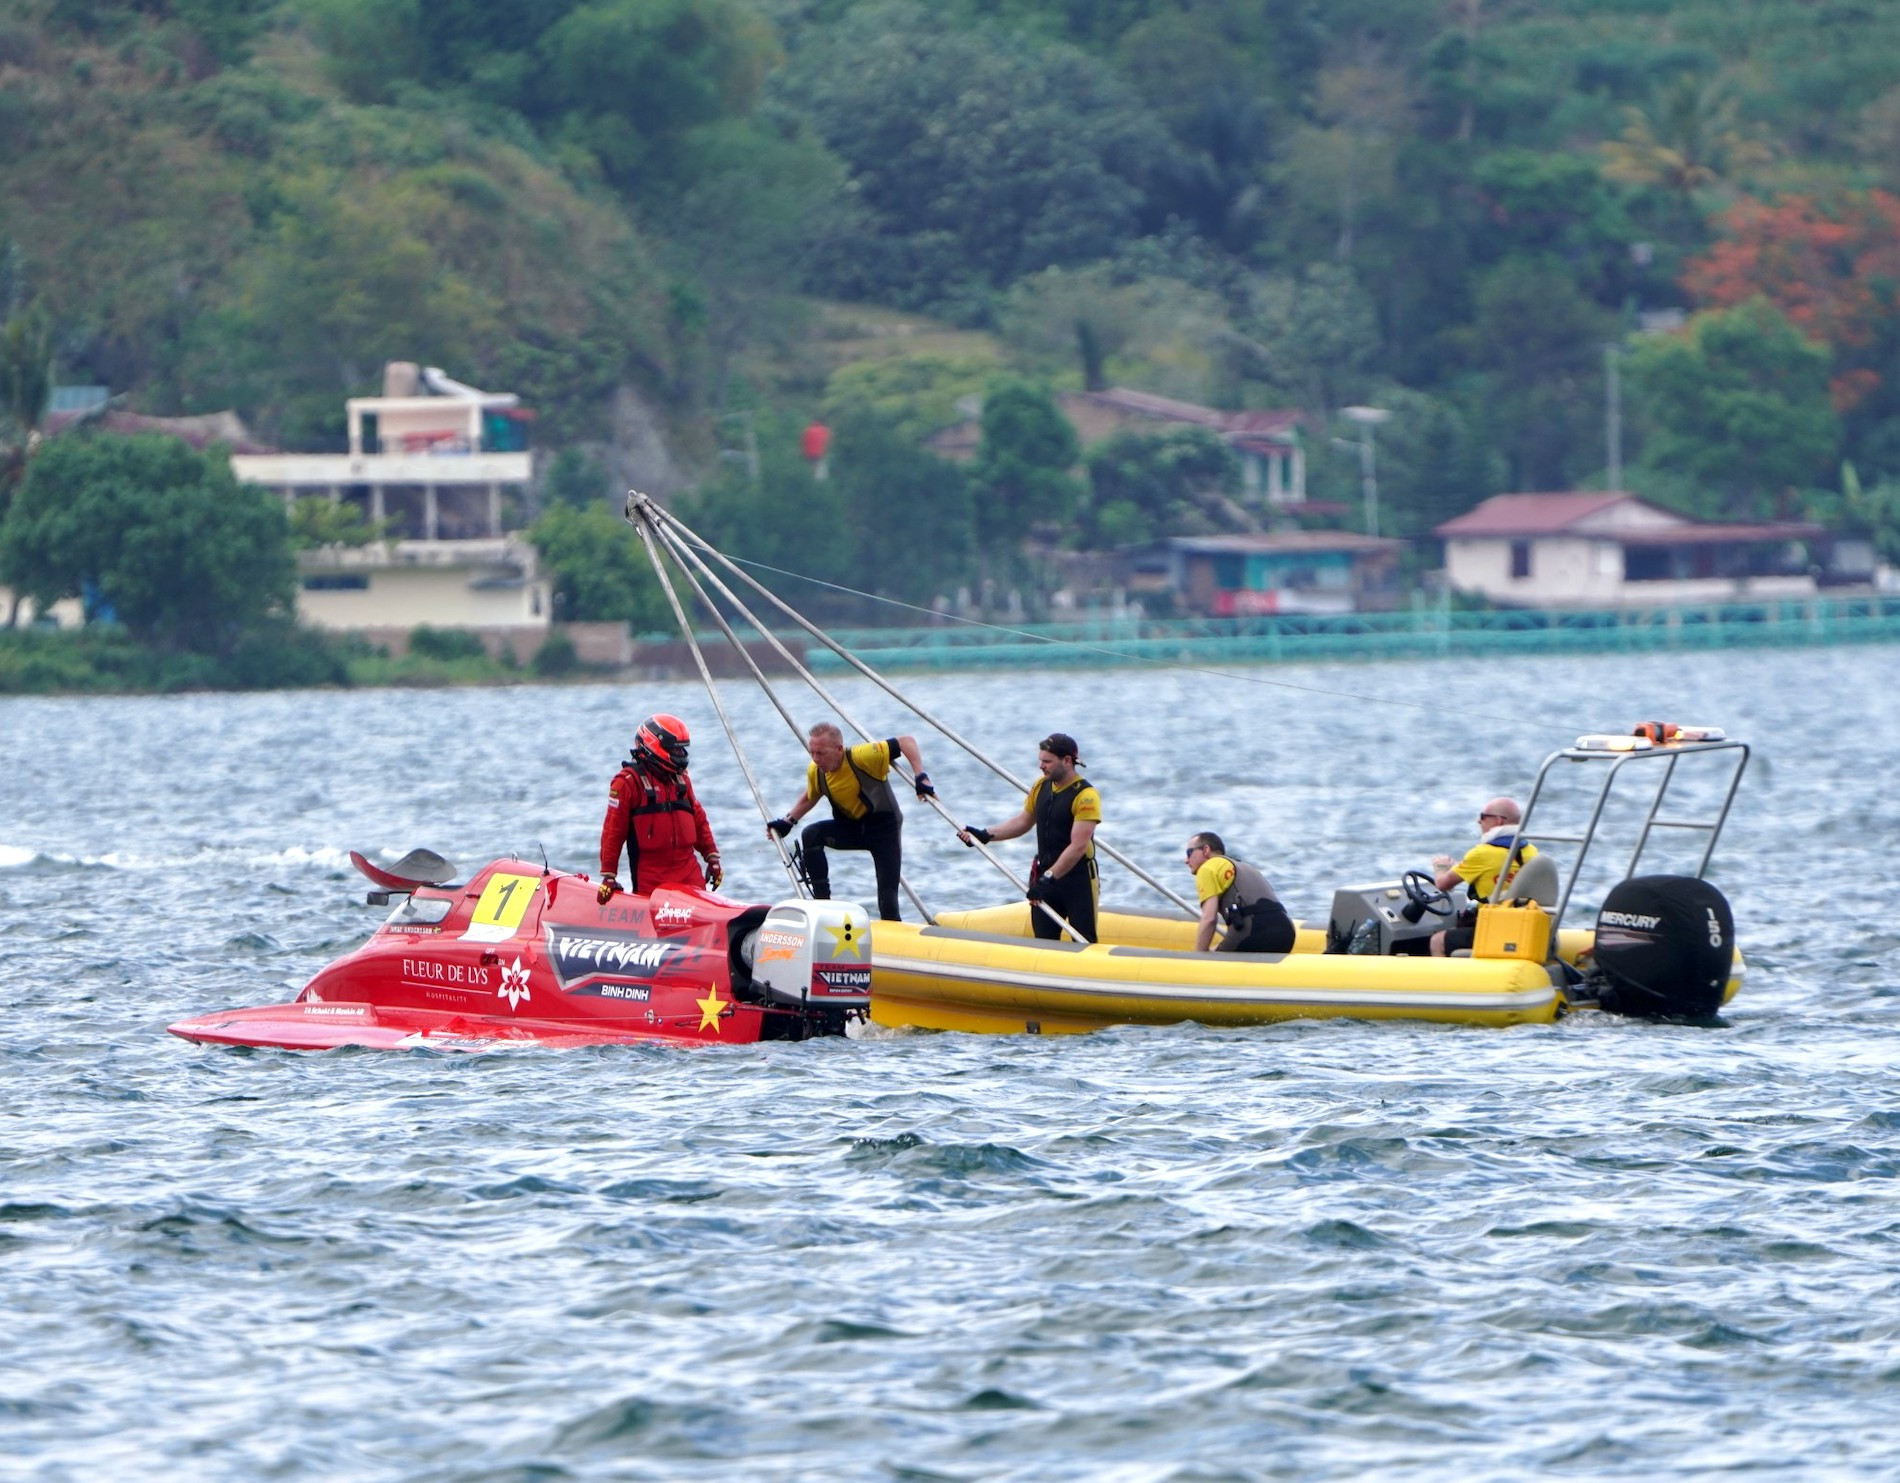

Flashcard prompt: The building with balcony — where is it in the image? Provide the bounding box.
[230,363,549,644]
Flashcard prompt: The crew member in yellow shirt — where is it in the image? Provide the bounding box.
[767,721,932,921]
[1422,796,1538,956]
[958,732,1101,942]
[1185,832,1295,953]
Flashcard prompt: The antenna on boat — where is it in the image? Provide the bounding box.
[536,840,550,877]
[647,499,1196,919]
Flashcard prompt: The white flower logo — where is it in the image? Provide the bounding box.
[497,957,532,1012]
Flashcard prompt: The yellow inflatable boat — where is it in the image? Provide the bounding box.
[868,904,1744,1035]
[871,906,1551,1033]
[870,731,1750,1036]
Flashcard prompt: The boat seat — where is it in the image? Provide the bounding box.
[1501,852,1559,907]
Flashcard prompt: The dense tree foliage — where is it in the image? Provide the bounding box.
[674,409,856,598]
[830,409,975,604]
[772,3,1174,317]
[968,378,1082,548]
[1683,191,1900,476]
[8,0,1900,627]
[1626,298,1839,518]
[0,433,294,651]
[525,501,668,627]
[1080,427,1238,548]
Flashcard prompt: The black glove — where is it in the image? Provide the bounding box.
[766,817,793,839]
[1025,877,1047,903]
[913,772,936,800]
[963,826,992,847]
[703,854,723,890]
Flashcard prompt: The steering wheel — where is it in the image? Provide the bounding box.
[1401,869,1455,918]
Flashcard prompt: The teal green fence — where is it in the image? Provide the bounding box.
[772,595,1900,672]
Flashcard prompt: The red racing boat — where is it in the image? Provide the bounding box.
[169,849,874,1051]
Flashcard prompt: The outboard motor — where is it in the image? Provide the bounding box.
[741,899,873,1022]
[1589,875,1734,1020]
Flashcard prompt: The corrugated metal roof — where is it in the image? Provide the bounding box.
[1167,531,1402,555]
[1433,492,1637,536]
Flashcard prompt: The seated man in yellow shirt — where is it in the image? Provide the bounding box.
[1185,832,1296,954]
[1418,796,1538,957]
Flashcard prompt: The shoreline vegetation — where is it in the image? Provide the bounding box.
[5,595,1897,696]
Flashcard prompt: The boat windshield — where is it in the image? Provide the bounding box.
[384,894,453,927]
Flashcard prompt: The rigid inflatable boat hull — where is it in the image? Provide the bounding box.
[869,906,1742,1035]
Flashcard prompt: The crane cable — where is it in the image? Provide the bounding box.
[638,496,1090,941]
[628,508,804,898]
[652,498,1191,921]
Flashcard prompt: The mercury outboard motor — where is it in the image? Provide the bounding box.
[1590,875,1734,1020]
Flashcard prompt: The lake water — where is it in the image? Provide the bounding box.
[3,644,1898,1480]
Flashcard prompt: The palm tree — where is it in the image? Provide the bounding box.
[1602,73,1774,220]
[0,294,54,625]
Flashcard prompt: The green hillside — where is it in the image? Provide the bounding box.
[5,0,1900,586]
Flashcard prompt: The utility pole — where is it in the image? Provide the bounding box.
[718,410,760,484]
[1605,343,1623,492]
[1340,405,1391,538]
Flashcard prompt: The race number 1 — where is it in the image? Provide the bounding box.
[463,873,539,943]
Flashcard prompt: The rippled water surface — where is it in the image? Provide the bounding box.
[4,646,1899,1480]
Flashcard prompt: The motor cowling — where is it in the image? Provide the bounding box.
[741,899,873,1011]
[1590,875,1734,1019]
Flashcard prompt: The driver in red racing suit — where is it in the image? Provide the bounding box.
[597,714,722,902]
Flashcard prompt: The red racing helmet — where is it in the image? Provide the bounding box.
[634,714,691,776]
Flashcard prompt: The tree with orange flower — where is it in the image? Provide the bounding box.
[1684,192,1900,417]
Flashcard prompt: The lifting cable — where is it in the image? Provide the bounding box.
[650,498,1190,924]
[638,499,1087,941]
[628,505,805,898]
[633,503,932,924]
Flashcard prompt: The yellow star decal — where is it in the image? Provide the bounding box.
[823,915,868,961]
[696,984,727,1033]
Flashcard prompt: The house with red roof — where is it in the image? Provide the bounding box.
[1434,492,1834,607]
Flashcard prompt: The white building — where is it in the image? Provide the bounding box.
[231,363,549,642]
[1435,492,1828,607]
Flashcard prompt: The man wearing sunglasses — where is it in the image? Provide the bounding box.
[1184,832,1296,954]
[958,732,1100,942]
[1408,797,1537,957]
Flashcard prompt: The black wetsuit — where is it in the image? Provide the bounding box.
[1029,776,1100,943]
